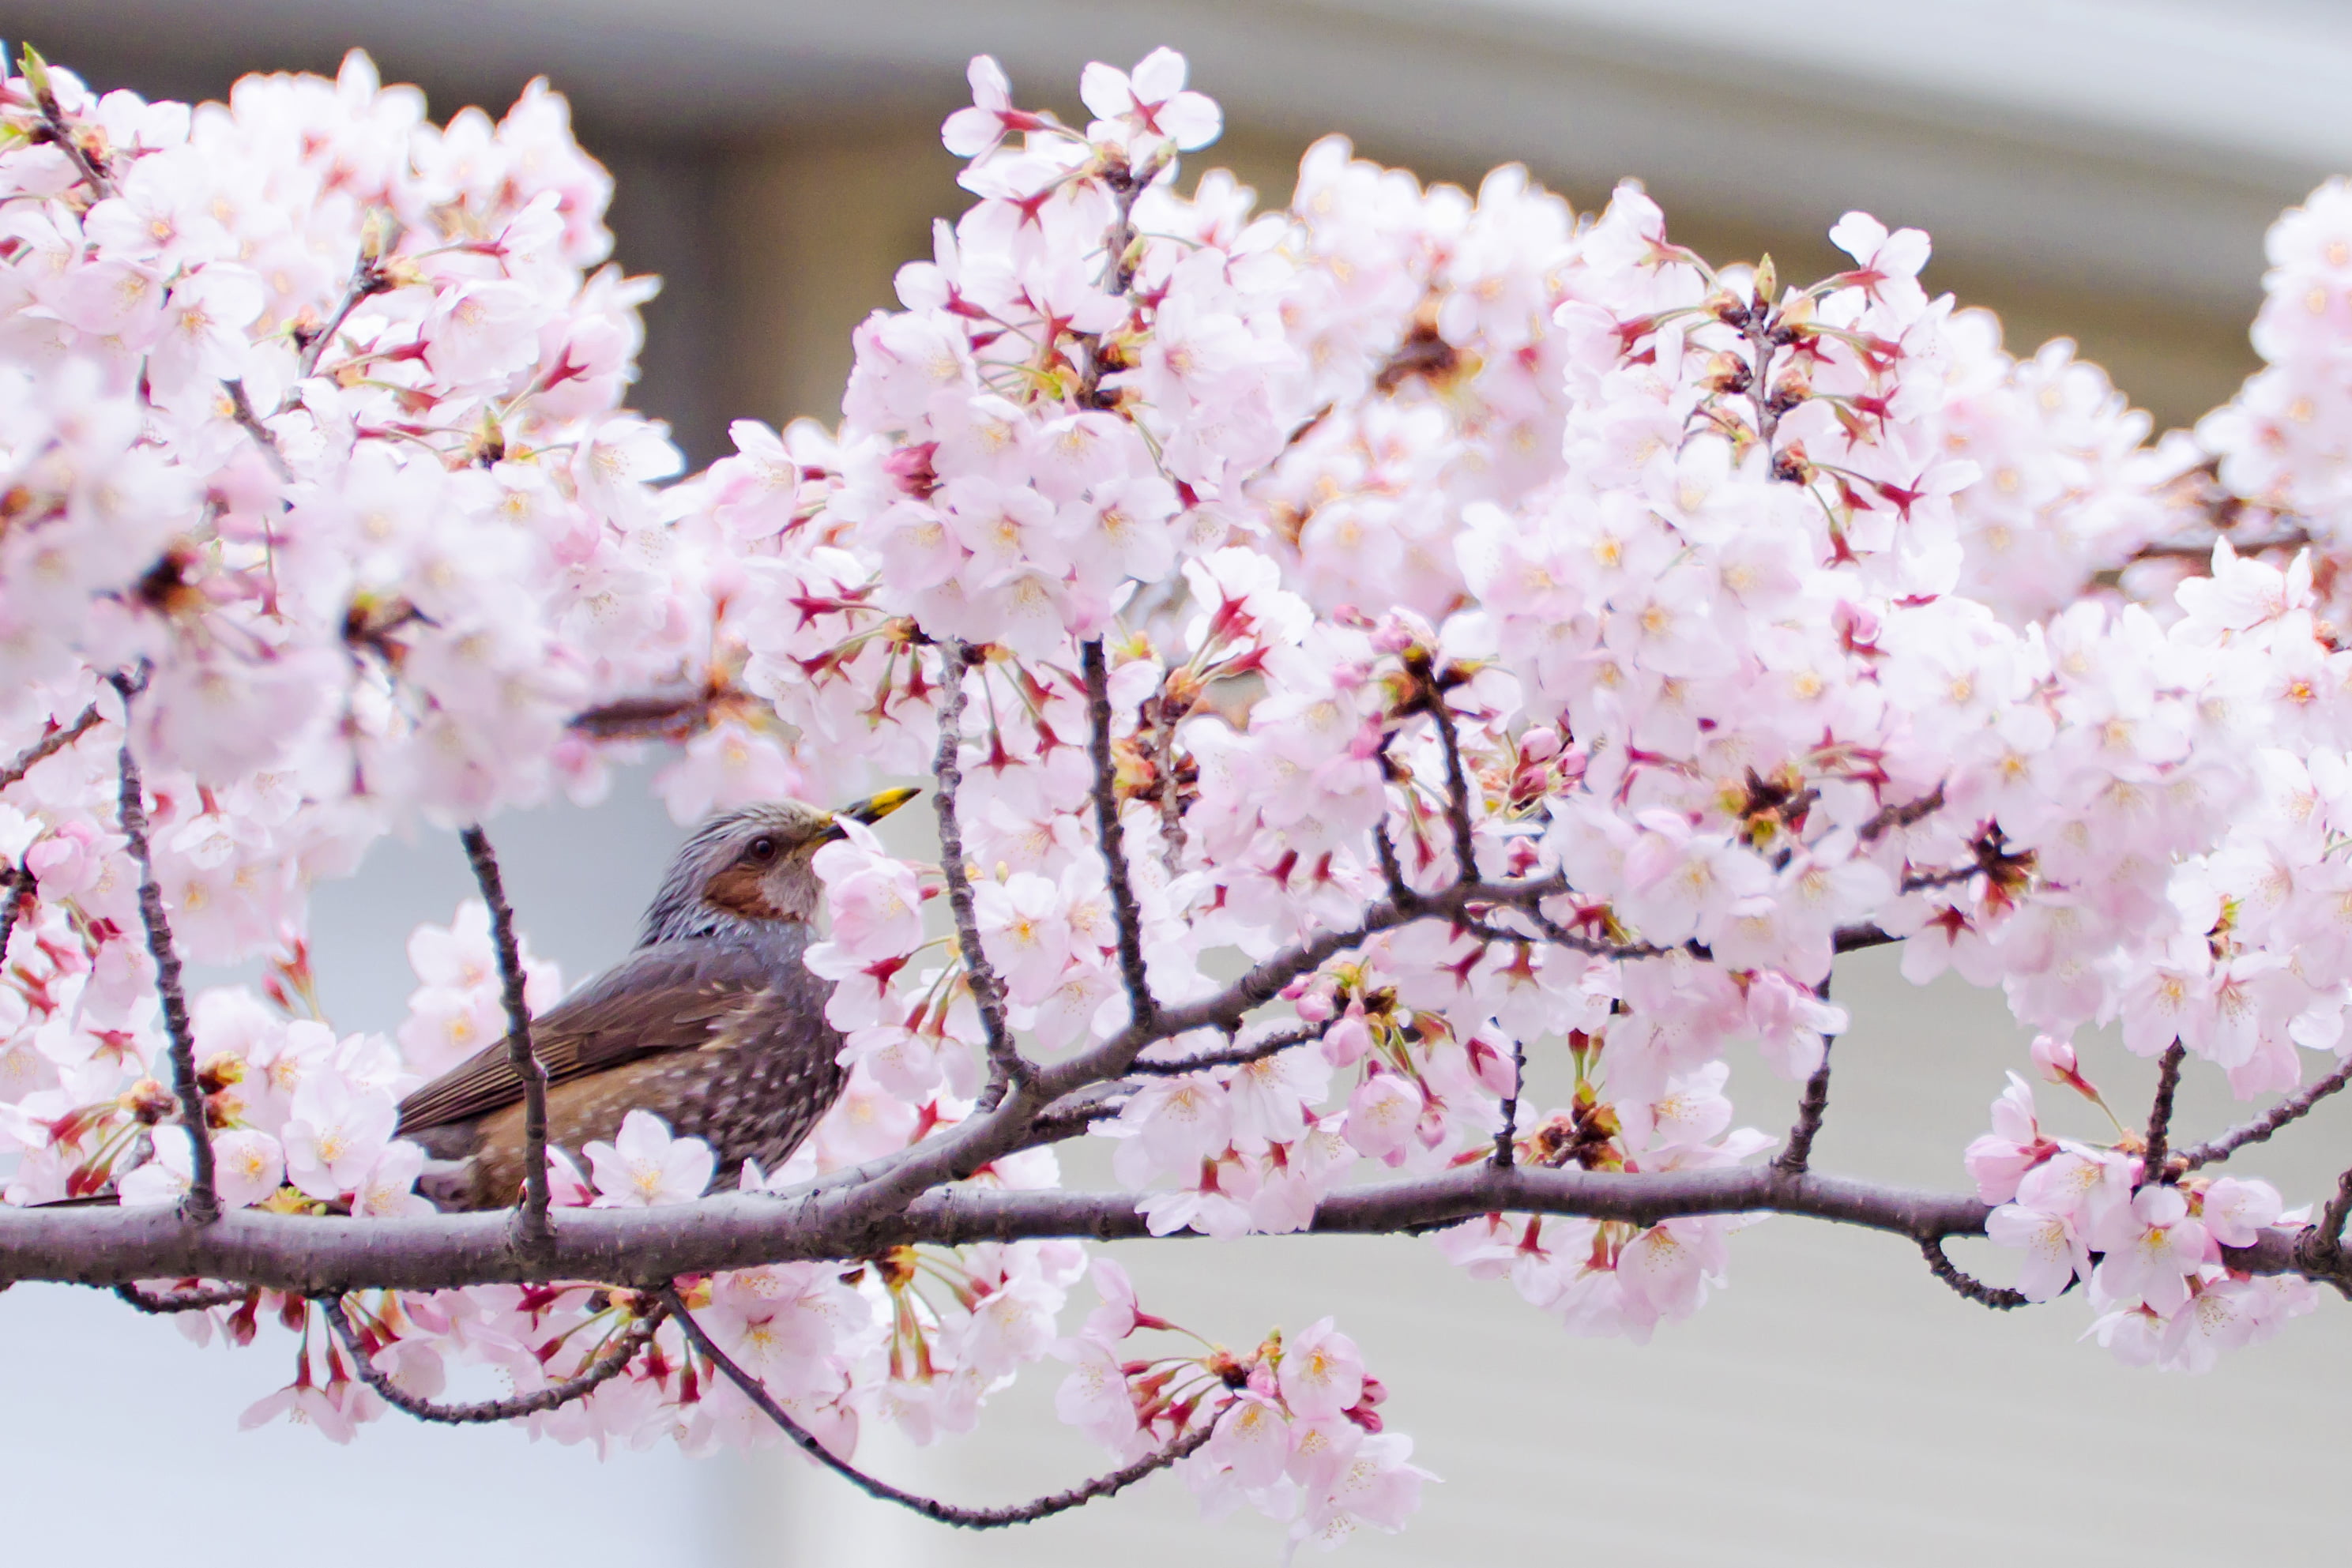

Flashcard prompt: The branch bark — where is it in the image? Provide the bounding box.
[2176,1057,2352,1171]
[2,1159,2329,1295]
[322,1292,664,1424]
[0,700,103,793]
[664,1286,1214,1528]
[2140,1042,2186,1187]
[1081,638,1156,1024]
[930,641,1026,1107]
[108,674,217,1224]
[457,825,551,1245]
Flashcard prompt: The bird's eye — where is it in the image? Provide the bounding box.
[747,835,779,863]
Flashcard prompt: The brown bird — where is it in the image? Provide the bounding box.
[397,788,920,1211]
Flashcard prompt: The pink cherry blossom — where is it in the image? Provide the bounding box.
[584,1110,716,1207]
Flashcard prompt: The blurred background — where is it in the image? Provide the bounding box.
[5,1,2352,1562]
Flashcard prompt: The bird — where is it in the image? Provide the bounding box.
[396,788,920,1212]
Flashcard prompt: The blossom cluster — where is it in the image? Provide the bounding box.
[13,38,2352,1555]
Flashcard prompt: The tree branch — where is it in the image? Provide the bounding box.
[1919,1237,2030,1310]
[0,700,103,793]
[2140,1042,2186,1187]
[1153,685,1187,874]
[108,673,217,1225]
[2175,1057,2352,1171]
[1858,783,1945,844]
[1415,660,1481,882]
[0,863,32,962]
[20,48,115,199]
[1130,1019,1327,1077]
[295,244,392,381]
[1775,1034,1835,1176]
[322,1293,665,1424]
[663,1286,1213,1528]
[111,1281,252,1314]
[2315,1168,2352,1266]
[5,1158,2328,1295]
[222,379,292,481]
[1080,638,1156,1028]
[929,641,1025,1107]
[457,825,551,1246]
[1494,1036,1526,1169]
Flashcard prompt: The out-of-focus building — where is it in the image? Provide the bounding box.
[5,3,2352,1563]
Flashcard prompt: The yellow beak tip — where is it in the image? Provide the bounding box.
[841,785,921,825]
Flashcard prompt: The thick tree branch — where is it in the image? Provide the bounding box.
[2,1159,2330,1296]
[664,1286,1212,1528]
[457,825,551,1245]
[109,674,217,1225]
[931,641,1026,1107]
[322,1293,664,1424]
[0,700,103,793]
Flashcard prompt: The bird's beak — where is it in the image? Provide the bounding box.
[822,786,922,842]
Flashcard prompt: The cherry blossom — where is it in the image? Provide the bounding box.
[14,36,2352,1554]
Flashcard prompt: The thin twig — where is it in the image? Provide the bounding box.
[222,379,292,481]
[112,1281,251,1314]
[2140,1042,2186,1187]
[1153,692,1187,874]
[109,674,216,1225]
[1832,923,1899,953]
[295,245,392,382]
[2177,1057,2352,1171]
[2129,531,2309,562]
[1746,294,1782,456]
[0,701,103,793]
[931,641,1025,1107]
[1494,1037,1526,1169]
[457,825,551,1244]
[665,1286,1214,1527]
[1920,1237,2030,1310]
[322,1293,664,1423]
[1900,864,1980,893]
[1773,975,1836,1175]
[1130,1019,1328,1077]
[1373,820,1419,910]
[1419,671,1481,882]
[0,863,31,962]
[21,50,115,199]
[1858,783,1945,844]
[1777,1047,1835,1176]
[1015,1084,1135,1148]
[2316,1169,2352,1265]
[1080,639,1156,1026]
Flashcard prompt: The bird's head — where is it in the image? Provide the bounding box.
[638,788,920,945]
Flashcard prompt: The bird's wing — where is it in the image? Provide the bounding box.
[393,939,780,1137]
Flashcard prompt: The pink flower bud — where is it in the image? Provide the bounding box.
[1322,1003,1372,1066]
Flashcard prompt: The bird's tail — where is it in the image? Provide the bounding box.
[29,1192,120,1208]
